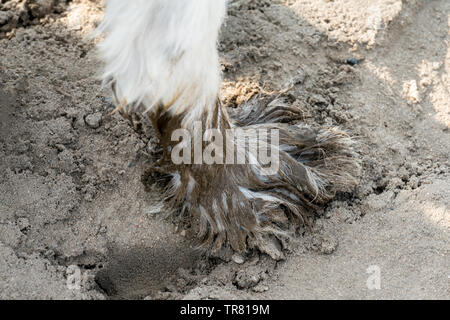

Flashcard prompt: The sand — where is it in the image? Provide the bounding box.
[0,0,448,299]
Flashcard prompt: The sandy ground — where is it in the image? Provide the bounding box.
[0,0,448,300]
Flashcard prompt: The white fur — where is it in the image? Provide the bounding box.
[97,0,227,126]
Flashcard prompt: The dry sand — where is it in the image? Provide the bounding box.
[0,0,448,299]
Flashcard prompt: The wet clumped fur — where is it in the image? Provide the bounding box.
[140,93,360,260]
[96,0,361,260]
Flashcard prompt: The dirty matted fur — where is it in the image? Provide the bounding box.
[96,0,361,259]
